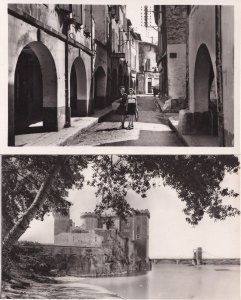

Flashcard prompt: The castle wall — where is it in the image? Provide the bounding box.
[55,230,103,247]
[81,215,99,230]
[52,210,150,275]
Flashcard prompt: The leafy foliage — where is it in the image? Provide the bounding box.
[2,155,240,244]
[2,155,89,238]
[89,155,240,225]
[88,156,133,220]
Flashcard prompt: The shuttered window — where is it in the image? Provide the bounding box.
[72,5,83,25]
[57,4,71,12]
[84,5,91,33]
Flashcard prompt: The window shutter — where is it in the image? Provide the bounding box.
[115,5,120,22]
[57,4,71,12]
[84,5,91,34]
[72,5,83,25]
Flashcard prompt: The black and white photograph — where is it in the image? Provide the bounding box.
[6,4,236,147]
[1,155,240,299]
[1,1,240,300]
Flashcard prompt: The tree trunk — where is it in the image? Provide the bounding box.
[2,156,68,252]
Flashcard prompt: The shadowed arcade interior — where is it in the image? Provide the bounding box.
[70,57,88,117]
[194,44,218,135]
[14,42,58,135]
[94,66,106,109]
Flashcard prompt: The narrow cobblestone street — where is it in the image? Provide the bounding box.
[67,96,185,146]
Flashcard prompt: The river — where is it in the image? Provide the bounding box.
[4,263,239,299]
[82,263,240,299]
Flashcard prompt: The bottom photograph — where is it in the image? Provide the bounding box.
[1,155,240,299]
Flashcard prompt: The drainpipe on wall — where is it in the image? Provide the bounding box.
[90,5,94,114]
[215,5,225,146]
[64,12,71,128]
[129,33,131,89]
[186,6,190,109]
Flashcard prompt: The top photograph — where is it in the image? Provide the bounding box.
[8,4,235,147]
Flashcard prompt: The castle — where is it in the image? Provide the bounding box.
[53,209,150,276]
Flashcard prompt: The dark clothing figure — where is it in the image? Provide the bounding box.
[116,91,128,129]
[116,93,128,115]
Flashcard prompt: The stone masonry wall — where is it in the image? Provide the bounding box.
[167,44,186,98]
[166,6,187,44]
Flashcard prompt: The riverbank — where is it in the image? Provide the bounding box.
[2,276,121,299]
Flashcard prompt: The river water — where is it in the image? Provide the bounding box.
[6,263,239,299]
[81,263,240,299]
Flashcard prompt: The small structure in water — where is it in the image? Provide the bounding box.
[193,247,203,265]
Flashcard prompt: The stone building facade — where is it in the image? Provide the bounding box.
[137,42,159,94]
[183,5,234,146]
[154,5,234,146]
[128,26,142,92]
[52,210,150,276]
[8,4,141,145]
[8,4,94,145]
[154,5,187,99]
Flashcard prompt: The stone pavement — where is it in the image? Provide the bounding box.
[67,96,185,146]
[168,115,219,147]
[15,106,113,146]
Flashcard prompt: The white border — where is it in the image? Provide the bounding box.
[0,0,240,155]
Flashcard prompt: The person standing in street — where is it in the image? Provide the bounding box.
[127,88,138,129]
[116,86,128,129]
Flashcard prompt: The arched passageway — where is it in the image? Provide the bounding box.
[94,66,106,109]
[70,57,87,117]
[14,42,57,134]
[194,44,218,135]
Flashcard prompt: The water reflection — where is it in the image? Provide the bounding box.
[82,263,240,299]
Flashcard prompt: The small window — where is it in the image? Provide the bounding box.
[136,234,140,239]
[170,53,177,58]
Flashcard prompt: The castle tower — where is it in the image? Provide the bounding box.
[196,247,203,265]
[132,210,150,261]
[81,212,99,230]
[53,209,72,243]
[120,209,150,261]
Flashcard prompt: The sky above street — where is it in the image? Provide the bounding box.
[126,4,158,44]
[21,166,240,259]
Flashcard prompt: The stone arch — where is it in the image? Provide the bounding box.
[70,57,87,117]
[194,44,215,112]
[94,66,106,109]
[14,42,57,134]
[194,43,217,134]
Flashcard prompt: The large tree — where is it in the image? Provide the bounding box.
[90,155,240,224]
[2,155,88,253]
[2,155,240,255]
